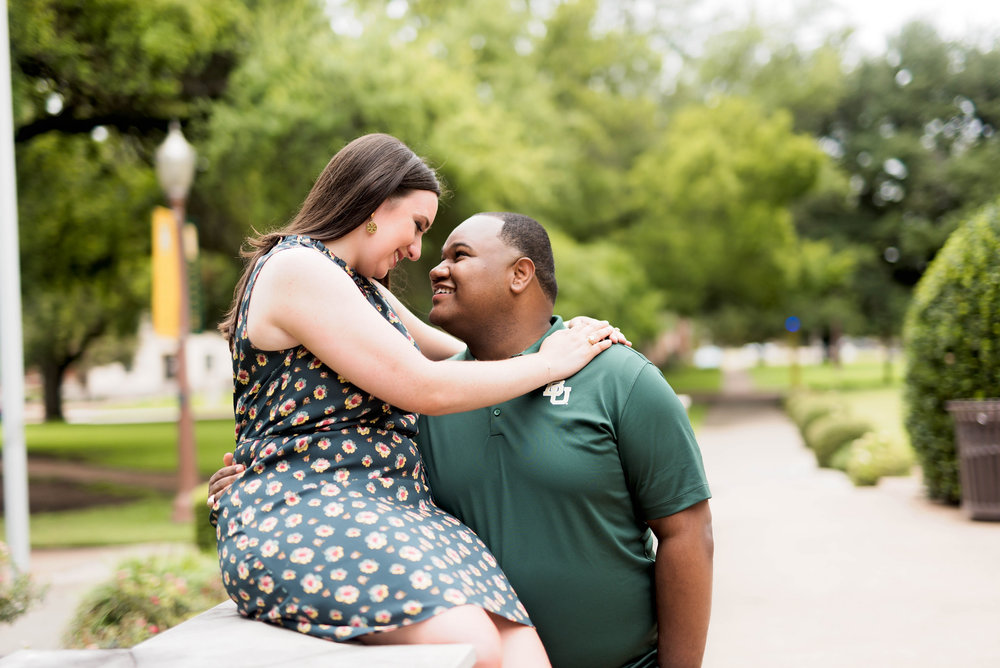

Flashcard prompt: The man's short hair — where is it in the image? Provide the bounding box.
[482,212,558,303]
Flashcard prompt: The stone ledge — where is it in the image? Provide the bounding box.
[0,600,476,668]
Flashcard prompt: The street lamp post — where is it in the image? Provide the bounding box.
[155,121,198,523]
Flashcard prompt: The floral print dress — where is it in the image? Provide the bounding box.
[214,235,530,641]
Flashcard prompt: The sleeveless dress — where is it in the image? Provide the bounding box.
[214,235,531,640]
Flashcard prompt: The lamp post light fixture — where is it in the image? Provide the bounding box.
[155,120,198,523]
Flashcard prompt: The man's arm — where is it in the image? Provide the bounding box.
[648,499,714,668]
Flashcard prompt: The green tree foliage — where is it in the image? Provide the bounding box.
[691,19,1000,348]
[804,23,1000,343]
[626,96,823,334]
[903,199,1000,503]
[11,0,247,140]
[550,230,665,346]
[15,132,157,420]
[10,0,249,419]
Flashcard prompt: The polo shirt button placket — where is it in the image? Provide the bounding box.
[492,408,501,417]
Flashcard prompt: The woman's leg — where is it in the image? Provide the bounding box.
[358,604,503,668]
[488,611,551,667]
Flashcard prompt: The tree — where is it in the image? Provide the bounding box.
[802,22,1000,343]
[10,0,248,419]
[550,231,666,347]
[15,132,156,419]
[626,95,825,334]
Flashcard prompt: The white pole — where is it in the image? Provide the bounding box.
[0,0,32,571]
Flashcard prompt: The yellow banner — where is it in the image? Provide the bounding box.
[152,206,180,337]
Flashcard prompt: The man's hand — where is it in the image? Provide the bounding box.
[206,452,245,507]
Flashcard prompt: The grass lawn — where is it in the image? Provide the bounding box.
[2,419,237,476]
[833,386,910,446]
[748,360,903,392]
[661,366,723,394]
[0,418,228,547]
[0,496,195,548]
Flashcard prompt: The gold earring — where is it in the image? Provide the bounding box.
[366,215,377,234]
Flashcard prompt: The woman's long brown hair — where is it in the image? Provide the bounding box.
[218,134,441,344]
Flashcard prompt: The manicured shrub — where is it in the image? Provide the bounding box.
[805,414,873,468]
[845,431,916,487]
[785,393,839,431]
[903,200,1000,503]
[63,551,225,648]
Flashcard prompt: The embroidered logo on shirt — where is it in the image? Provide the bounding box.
[542,380,572,405]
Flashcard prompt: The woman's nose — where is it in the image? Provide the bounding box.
[406,237,421,261]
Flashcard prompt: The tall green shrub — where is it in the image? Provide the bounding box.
[903,200,1000,503]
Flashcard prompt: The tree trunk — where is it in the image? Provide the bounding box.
[829,321,842,368]
[41,360,67,422]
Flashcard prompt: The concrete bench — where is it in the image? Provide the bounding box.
[0,600,476,667]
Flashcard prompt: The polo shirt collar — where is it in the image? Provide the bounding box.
[455,315,565,360]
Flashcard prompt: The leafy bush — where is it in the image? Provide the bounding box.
[903,200,1000,502]
[845,431,916,486]
[63,551,225,648]
[0,542,45,624]
[785,393,839,431]
[193,483,216,553]
[805,414,873,468]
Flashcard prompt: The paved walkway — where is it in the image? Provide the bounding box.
[699,397,1000,668]
[3,393,999,665]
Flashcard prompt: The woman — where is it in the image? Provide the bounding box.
[213,133,614,667]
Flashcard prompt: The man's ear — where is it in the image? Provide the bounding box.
[510,257,536,295]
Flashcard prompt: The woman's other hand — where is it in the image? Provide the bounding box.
[539,321,615,381]
[565,316,631,347]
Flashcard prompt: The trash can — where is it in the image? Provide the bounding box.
[946,399,1000,521]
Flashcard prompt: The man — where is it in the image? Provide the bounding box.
[211,213,713,667]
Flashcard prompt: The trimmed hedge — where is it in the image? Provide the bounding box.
[805,414,873,468]
[845,431,915,486]
[903,200,1000,503]
[785,393,839,431]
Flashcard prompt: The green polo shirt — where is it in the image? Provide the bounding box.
[417,317,710,668]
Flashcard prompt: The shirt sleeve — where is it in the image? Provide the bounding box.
[616,362,711,520]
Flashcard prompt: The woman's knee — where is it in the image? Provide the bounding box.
[442,606,503,666]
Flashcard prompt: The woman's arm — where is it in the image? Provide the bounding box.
[247,247,612,416]
[375,283,464,361]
